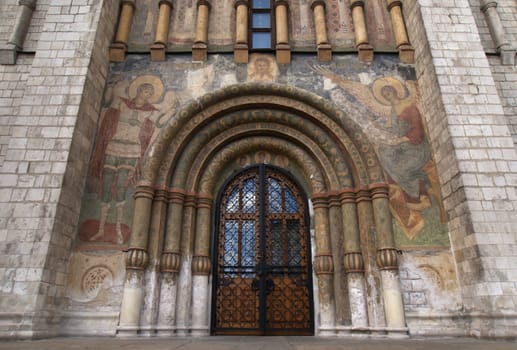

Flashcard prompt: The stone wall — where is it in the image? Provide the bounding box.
[0,0,116,338]
[406,0,517,338]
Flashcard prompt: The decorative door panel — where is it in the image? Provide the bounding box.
[213,165,313,335]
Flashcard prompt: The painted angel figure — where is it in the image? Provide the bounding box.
[313,65,445,239]
[86,75,178,244]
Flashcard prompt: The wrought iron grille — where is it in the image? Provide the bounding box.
[213,165,313,335]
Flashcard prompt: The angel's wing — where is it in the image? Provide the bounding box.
[311,65,392,119]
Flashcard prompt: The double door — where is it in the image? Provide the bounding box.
[212,165,314,335]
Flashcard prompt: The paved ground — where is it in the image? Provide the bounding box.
[0,336,516,350]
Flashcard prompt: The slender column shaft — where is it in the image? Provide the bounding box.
[386,0,409,48]
[275,2,289,45]
[8,0,37,49]
[370,184,406,332]
[312,195,336,335]
[194,1,210,44]
[118,185,153,334]
[350,1,368,46]
[340,190,368,328]
[190,195,213,335]
[157,188,185,334]
[235,1,248,44]
[311,1,328,45]
[114,0,136,46]
[480,1,515,64]
[155,0,173,45]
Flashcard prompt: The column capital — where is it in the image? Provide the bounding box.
[197,0,211,9]
[192,255,211,275]
[314,254,334,275]
[159,0,173,7]
[350,0,364,10]
[161,251,182,273]
[386,0,402,11]
[376,248,399,270]
[235,0,249,8]
[311,0,326,11]
[344,251,364,273]
[275,0,289,8]
[480,0,498,12]
[121,0,136,8]
[19,0,36,10]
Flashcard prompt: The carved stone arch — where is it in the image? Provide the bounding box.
[117,83,407,338]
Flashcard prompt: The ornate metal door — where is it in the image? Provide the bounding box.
[212,165,314,335]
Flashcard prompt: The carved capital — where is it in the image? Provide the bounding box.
[192,255,211,275]
[355,187,371,203]
[19,0,36,10]
[134,184,155,200]
[275,0,289,8]
[121,0,136,8]
[344,252,364,273]
[197,194,213,209]
[339,189,356,204]
[197,0,211,9]
[314,254,334,275]
[159,0,173,8]
[311,193,329,209]
[126,248,149,270]
[161,251,181,273]
[377,248,398,270]
[168,188,186,205]
[154,188,168,203]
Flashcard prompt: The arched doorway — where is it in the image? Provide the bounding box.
[212,165,314,335]
[116,83,407,337]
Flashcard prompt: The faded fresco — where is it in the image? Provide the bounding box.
[78,74,178,245]
[77,53,448,250]
[127,0,395,50]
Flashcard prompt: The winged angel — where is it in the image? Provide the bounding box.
[313,65,445,239]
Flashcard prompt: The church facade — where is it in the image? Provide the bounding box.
[0,0,516,339]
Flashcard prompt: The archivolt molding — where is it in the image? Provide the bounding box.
[195,135,329,194]
[169,113,352,191]
[141,82,383,191]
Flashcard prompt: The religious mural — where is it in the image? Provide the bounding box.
[78,74,178,245]
[127,0,396,50]
[77,54,448,250]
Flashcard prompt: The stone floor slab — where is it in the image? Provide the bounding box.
[0,337,516,350]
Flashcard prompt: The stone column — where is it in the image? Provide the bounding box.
[370,184,407,337]
[156,188,185,335]
[0,0,36,65]
[275,0,291,64]
[191,194,213,336]
[480,1,515,65]
[310,1,331,62]
[340,190,368,329]
[139,189,169,335]
[386,0,414,63]
[109,0,136,62]
[234,0,249,63]
[192,0,211,62]
[311,194,336,335]
[350,0,373,62]
[151,0,173,61]
[118,185,154,335]
[174,193,197,335]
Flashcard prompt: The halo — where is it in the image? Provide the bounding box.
[371,76,407,106]
[128,75,165,103]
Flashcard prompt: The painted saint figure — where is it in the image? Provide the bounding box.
[313,66,445,239]
[86,75,177,244]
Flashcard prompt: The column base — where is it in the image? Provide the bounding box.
[358,44,374,62]
[398,44,415,64]
[116,325,140,337]
[234,44,249,63]
[499,46,516,66]
[317,43,332,62]
[191,327,210,336]
[109,43,127,62]
[276,43,291,64]
[150,43,167,61]
[192,43,207,62]
[0,43,17,65]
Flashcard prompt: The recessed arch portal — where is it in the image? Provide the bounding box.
[116,83,408,337]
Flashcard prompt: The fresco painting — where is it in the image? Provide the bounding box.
[77,54,448,249]
[78,74,178,245]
